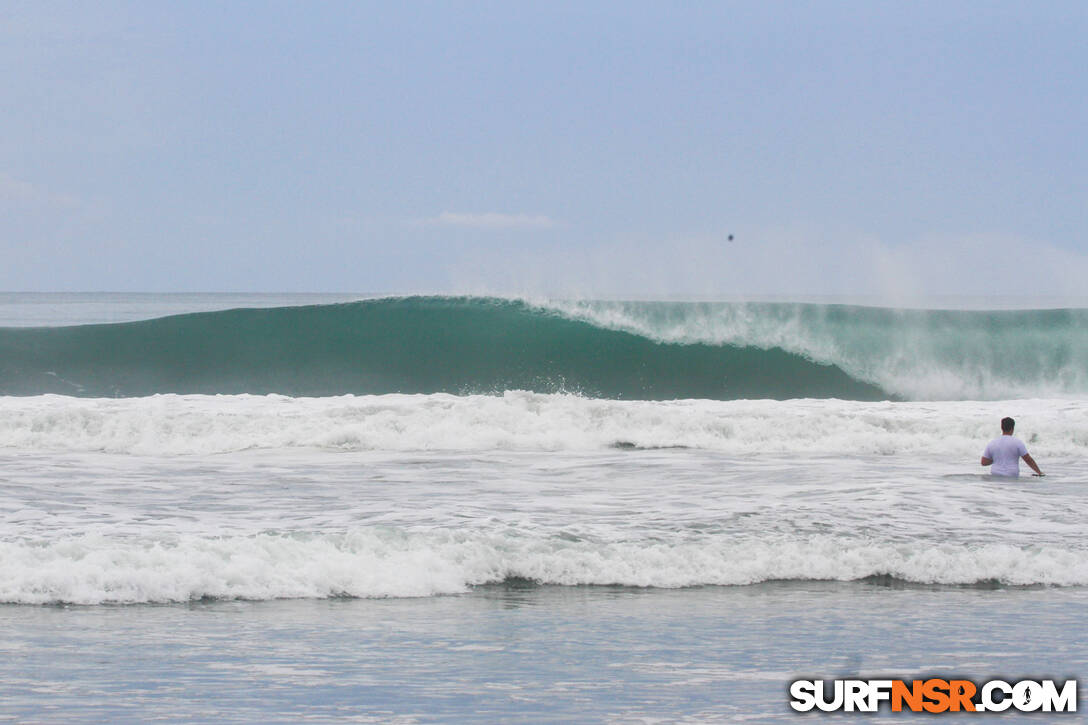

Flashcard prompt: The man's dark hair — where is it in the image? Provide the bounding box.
[1001,417,1015,433]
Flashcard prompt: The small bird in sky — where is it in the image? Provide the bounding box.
[727,234,734,242]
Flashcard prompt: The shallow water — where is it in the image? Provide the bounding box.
[2,583,1084,722]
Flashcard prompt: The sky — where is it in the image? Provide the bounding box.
[2,1,1086,298]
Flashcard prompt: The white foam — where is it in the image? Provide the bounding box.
[1,531,1083,604]
[1,393,1085,457]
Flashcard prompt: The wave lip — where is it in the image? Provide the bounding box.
[2,531,1084,605]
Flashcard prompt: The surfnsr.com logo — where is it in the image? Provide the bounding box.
[789,678,1077,713]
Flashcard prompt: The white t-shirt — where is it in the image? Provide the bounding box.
[983,435,1029,477]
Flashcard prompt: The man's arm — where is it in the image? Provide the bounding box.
[1022,454,1044,476]
[980,456,993,466]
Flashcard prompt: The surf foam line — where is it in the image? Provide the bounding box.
[2,393,1085,457]
[1,530,1084,605]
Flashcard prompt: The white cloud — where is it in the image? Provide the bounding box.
[0,173,84,210]
[0,174,40,203]
[420,211,557,230]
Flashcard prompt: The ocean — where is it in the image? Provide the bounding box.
[1,294,1084,722]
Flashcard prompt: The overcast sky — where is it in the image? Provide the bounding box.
[2,1,1086,297]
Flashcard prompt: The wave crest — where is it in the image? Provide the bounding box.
[2,296,1086,400]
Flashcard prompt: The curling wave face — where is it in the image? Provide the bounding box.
[5,295,1086,401]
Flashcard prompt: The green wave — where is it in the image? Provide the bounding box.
[0,296,888,400]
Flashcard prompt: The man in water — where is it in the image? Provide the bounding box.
[981,417,1044,477]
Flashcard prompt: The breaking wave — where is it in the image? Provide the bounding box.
[1,296,1085,400]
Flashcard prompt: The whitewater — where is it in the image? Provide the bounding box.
[2,294,1085,721]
